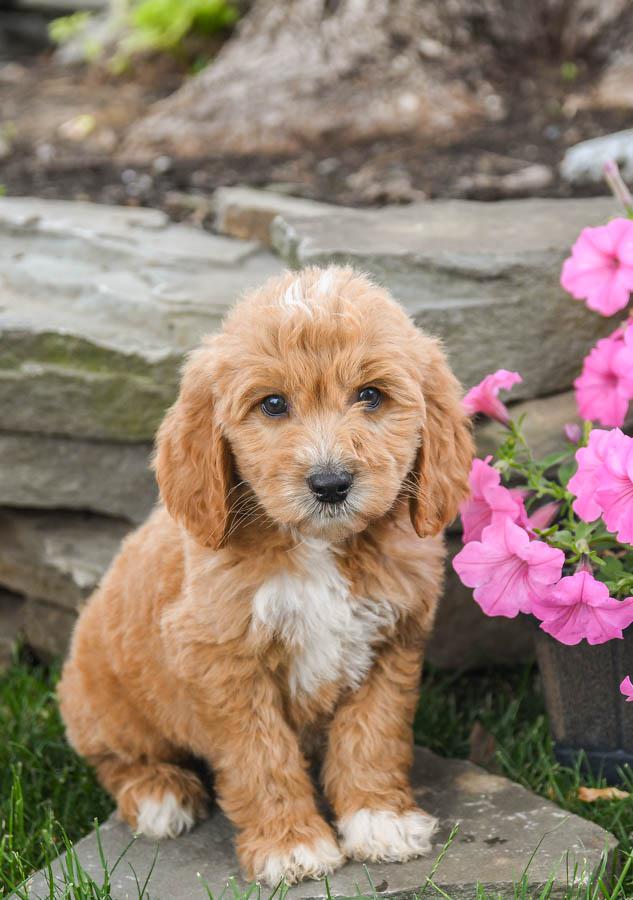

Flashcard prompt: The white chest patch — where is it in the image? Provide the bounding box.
[251,539,396,697]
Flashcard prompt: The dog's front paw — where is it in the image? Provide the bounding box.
[338,808,437,863]
[250,835,345,886]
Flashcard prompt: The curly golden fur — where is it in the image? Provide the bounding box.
[58,266,473,884]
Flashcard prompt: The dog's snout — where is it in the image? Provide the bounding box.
[307,470,353,504]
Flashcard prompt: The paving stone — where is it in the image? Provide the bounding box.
[213,186,336,244]
[271,196,619,401]
[0,508,131,612]
[0,197,283,442]
[560,129,633,185]
[0,588,25,673]
[0,432,156,522]
[19,748,615,900]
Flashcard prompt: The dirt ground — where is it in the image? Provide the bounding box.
[1,37,630,215]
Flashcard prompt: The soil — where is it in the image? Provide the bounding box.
[1,36,631,217]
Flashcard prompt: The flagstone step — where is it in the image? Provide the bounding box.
[18,748,615,900]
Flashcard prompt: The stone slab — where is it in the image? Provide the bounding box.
[271,197,619,401]
[21,597,76,660]
[213,186,337,245]
[0,588,25,673]
[0,508,131,611]
[19,748,615,900]
[0,197,283,442]
[0,432,156,523]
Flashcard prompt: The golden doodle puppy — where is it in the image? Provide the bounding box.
[59,266,473,885]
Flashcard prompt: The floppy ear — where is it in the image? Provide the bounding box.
[154,347,233,549]
[410,341,474,538]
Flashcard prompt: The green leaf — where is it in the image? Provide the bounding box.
[558,462,576,487]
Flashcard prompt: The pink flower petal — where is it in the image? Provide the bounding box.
[561,219,633,316]
[533,572,633,646]
[621,675,633,701]
[459,457,528,543]
[463,370,522,425]
[453,519,563,619]
[574,330,632,427]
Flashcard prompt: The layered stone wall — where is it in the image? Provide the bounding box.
[0,191,615,669]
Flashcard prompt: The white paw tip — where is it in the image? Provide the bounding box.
[136,791,196,840]
[258,838,345,885]
[338,808,438,862]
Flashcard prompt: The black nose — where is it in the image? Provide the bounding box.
[307,470,353,504]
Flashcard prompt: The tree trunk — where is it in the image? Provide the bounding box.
[123,0,633,161]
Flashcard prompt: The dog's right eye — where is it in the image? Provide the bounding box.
[261,395,288,417]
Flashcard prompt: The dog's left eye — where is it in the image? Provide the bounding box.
[261,394,288,417]
[357,386,382,409]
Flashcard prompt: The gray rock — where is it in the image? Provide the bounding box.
[0,432,156,523]
[0,197,283,442]
[213,186,333,245]
[21,597,76,660]
[560,130,633,185]
[0,589,25,673]
[19,748,614,900]
[429,536,535,669]
[0,509,130,612]
[271,196,619,400]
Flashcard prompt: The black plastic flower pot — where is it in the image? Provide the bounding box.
[535,628,633,784]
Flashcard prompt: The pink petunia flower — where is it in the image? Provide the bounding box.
[614,321,633,397]
[462,370,522,425]
[453,518,564,618]
[574,330,633,427]
[527,501,561,532]
[620,676,633,702]
[596,432,633,544]
[568,428,615,522]
[561,218,633,316]
[459,457,528,543]
[564,423,582,445]
[532,571,633,645]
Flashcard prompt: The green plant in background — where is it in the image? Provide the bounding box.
[129,0,238,52]
[48,11,92,46]
[49,0,239,69]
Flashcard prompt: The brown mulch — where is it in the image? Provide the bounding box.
[0,47,630,214]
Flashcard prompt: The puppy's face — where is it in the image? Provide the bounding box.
[156,267,473,547]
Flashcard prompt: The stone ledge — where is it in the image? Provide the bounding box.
[0,197,283,442]
[0,589,25,673]
[0,432,156,523]
[269,196,619,401]
[213,186,333,245]
[18,748,615,900]
[0,508,130,612]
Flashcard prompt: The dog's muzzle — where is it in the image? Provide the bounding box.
[307,469,353,505]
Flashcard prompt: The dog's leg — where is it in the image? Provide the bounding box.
[93,755,209,839]
[192,673,344,885]
[323,642,437,863]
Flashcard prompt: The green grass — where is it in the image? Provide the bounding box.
[0,657,113,895]
[3,657,633,898]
